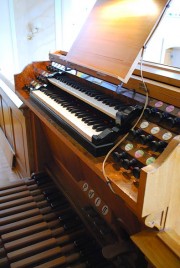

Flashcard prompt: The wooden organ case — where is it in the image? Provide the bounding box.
[1,1,180,267]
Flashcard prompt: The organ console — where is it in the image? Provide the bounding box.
[10,53,179,267]
[1,0,180,267]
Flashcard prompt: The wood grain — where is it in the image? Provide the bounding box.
[131,231,180,268]
[66,0,170,83]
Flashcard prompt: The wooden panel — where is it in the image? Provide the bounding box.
[0,127,15,168]
[0,76,31,178]
[0,94,5,132]
[2,99,14,149]
[29,112,52,173]
[163,150,180,236]
[41,122,141,235]
[124,75,180,108]
[140,136,180,218]
[0,135,20,187]
[134,62,180,88]
[11,108,29,177]
[66,0,170,83]
[157,231,180,258]
[131,231,180,268]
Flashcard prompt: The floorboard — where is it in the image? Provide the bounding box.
[0,146,20,187]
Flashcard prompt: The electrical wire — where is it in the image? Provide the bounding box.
[102,46,149,194]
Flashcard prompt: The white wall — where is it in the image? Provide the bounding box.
[60,0,96,51]
[13,0,56,71]
[144,0,180,66]
[0,0,95,81]
[0,1,16,80]
[0,0,56,81]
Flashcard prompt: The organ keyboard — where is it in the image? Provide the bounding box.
[29,71,142,156]
[30,84,116,155]
[48,76,118,119]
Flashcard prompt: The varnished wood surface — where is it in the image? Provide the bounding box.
[157,231,180,258]
[125,75,180,108]
[0,73,31,178]
[134,62,180,88]
[66,0,170,83]
[41,122,141,235]
[131,231,180,268]
[0,128,15,168]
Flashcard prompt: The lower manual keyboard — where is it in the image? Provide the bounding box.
[30,86,116,156]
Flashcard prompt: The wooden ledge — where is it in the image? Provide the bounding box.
[131,230,180,268]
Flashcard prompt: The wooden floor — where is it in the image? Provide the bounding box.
[0,146,20,187]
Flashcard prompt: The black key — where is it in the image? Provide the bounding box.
[92,123,105,130]
[94,95,108,101]
[95,125,106,131]
[83,118,98,123]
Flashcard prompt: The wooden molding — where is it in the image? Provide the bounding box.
[0,127,15,168]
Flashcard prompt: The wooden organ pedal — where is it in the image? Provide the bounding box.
[0,173,140,268]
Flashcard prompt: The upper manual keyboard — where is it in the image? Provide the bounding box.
[48,74,125,119]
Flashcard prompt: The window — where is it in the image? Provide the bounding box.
[59,0,96,51]
[143,0,180,68]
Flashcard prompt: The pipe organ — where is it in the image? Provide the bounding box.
[1,0,180,267]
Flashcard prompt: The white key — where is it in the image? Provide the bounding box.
[31,90,102,141]
[48,78,117,119]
